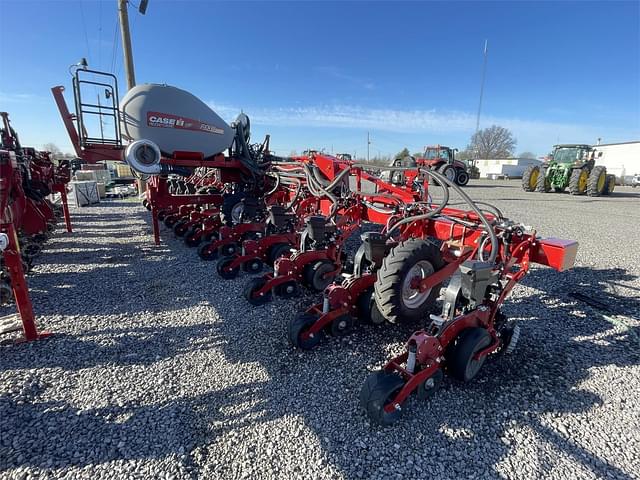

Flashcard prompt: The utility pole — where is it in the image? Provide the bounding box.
[97,94,105,141]
[473,39,489,166]
[367,132,371,163]
[117,0,136,91]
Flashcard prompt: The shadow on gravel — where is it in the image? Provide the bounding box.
[1,203,638,479]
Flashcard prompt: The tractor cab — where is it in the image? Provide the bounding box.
[549,144,596,169]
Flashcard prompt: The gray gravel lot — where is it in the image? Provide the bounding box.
[1,180,639,480]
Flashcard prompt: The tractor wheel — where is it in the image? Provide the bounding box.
[359,371,405,426]
[438,164,457,183]
[357,289,386,325]
[242,258,264,274]
[569,168,589,195]
[197,242,218,261]
[244,277,272,305]
[267,243,292,265]
[216,257,240,279]
[587,165,607,197]
[184,227,202,247]
[603,175,616,195]
[447,327,492,382]
[521,165,540,192]
[534,169,550,192]
[374,239,444,323]
[304,260,336,291]
[288,313,324,350]
[456,169,470,186]
[274,280,300,299]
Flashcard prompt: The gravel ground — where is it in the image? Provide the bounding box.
[1,180,639,480]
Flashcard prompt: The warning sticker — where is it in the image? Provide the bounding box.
[146,111,225,135]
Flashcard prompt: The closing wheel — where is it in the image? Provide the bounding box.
[304,260,336,291]
[357,289,386,325]
[288,313,325,350]
[219,242,239,257]
[242,258,264,274]
[164,215,179,228]
[416,369,444,400]
[0,282,12,305]
[198,242,218,261]
[244,277,272,305]
[274,280,300,298]
[330,314,354,337]
[216,257,240,279]
[359,371,405,426]
[521,165,540,192]
[157,210,167,221]
[268,242,292,265]
[374,239,444,323]
[184,227,202,247]
[173,220,189,237]
[447,327,492,382]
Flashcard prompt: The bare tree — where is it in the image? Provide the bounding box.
[468,125,516,159]
[42,142,63,159]
[518,151,537,159]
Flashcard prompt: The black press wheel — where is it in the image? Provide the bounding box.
[304,260,336,291]
[242,258,264,274]
[288,313,324,350]
[267,242,292,265]
[198,242,218,261]
[330,314,354,337]
[184,227,202,247]
[416,369,444,400]
[357,289,386,325]
[447,327,492,382]
[219,242,239,257]
[164,215,179,228]
[173,220,189,237]
[157,210,167,221]
[359,371,405,426]
[244,277,272,306]
[274,280,300,298]
[374,239,444,323]
[216,257,240,279]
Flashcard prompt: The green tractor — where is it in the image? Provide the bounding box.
[522,144,615,196]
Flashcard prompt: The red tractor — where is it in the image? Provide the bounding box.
[415,145,470,186]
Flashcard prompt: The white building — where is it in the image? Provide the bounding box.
[475,158,542,179]
[593,141,640,183]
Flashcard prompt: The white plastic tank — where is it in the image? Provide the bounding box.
[120,84,234,157]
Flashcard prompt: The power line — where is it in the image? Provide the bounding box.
[97,0,102,70]
[78,0,92,63]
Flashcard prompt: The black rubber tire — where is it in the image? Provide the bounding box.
[219,242,239,257]
[359,371,405,426]
[357,288,386,325]
[587,165,607,197]
[521,165,539,192]
[197,242,218,261]
[221,192,245,225]
[569,168,588,195]
[304,260,336,292]
[438,164,457,183]
[535,169,549,192]
[244,277,272,305]
[274,280,300,298]
[416,369,444,400]
[242,258,264,274]
[447,327,492,382]
[164,215,179,228]
[456,169,470,186]
[374,239,444,324]
[603,175,616,195]
[173,220,189,237]
[216,257,240,279]
[184,227,202,247]
[330,314,354,337]
[267,243,292,265]
[157,210,167,221]
[288,313,324,350]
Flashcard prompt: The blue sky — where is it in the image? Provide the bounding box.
[1,0,638,158]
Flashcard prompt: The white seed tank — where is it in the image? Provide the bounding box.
[120,84,234,157]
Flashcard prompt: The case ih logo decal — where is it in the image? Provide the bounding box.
[146,111,225,135]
